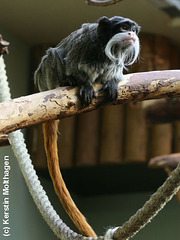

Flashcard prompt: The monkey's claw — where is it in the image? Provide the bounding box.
[103,80,119,102]
[79,84,95,105]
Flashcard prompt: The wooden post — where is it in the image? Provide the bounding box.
[124,102,147,163]
[28,125,47,169]
[150,36,173,158]
[100,105,124,164]
[75,110,100,166]
[58,116,76,168]
[150,123,173,158]
[124,35,155,163]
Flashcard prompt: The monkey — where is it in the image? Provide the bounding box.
[34,16,140,237]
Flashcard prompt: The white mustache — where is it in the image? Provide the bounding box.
[105,32,140,68]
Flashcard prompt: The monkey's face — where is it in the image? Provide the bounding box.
[98,16,140,67]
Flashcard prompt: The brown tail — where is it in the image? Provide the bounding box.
[42,120,96,237]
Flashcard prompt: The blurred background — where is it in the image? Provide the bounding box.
[0,0,180,239]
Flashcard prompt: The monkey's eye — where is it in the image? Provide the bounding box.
[120,25,128,32]
[132,27,136,33]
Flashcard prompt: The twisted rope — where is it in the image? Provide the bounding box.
[1,55,180,240]
[113,162,180,240]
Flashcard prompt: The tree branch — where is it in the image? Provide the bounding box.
[0,70,180,135]
[86,0,122,6]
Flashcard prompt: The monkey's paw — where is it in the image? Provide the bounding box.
[79,83,95,105]
[103,80,119,102]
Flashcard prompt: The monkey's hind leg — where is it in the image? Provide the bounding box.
[42,120,96,237]
[34,47,65,91]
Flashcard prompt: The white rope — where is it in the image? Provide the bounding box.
[104,228,119,240]
[0,56,11,101]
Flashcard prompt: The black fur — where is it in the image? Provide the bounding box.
[34,16,140,105]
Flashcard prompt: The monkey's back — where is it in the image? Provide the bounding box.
[56,23,100,65]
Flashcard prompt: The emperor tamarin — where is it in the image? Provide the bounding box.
[35,16,140,104]
[34,16,140,237]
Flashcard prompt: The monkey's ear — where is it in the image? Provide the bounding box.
[98,16,111,27]
[136,25,141,35]
[97,16,111,36]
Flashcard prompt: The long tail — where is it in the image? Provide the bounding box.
[42,120,96,237]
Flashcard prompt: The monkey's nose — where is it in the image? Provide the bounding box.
[128,32,135,36]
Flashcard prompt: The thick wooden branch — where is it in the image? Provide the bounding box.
[149,153,180,204]
[149,153,180,171]
[0,70,180,135]
[86,0,122,6]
